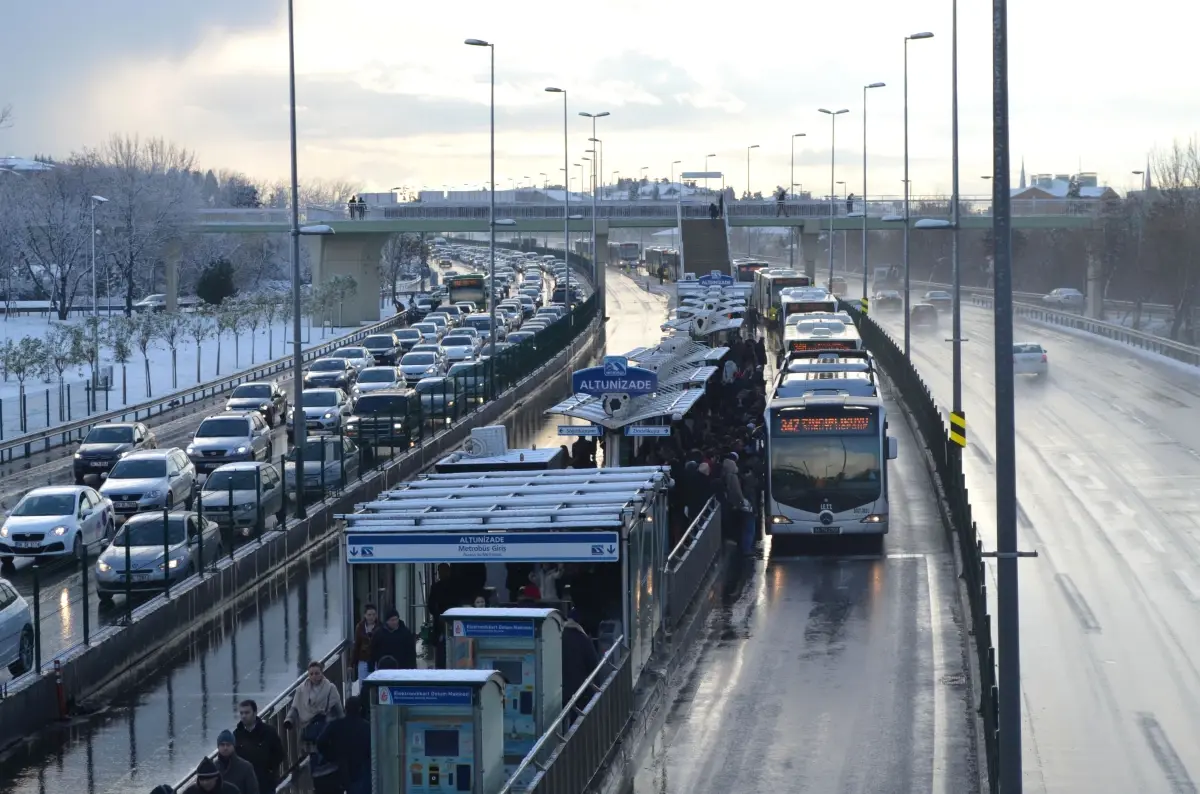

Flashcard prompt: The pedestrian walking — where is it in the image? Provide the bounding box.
[283,661,344,737]
[316,695,372,794]
[234,699,285,794]
[370,608,418,669]
[352,604,380,682]
[215,730,259,794]
[181,758,240,794]
[775,187,788,217]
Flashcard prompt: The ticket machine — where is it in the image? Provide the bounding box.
[363,669,506,794]
[442,607,564,766]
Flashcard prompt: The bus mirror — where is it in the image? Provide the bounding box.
[887,436,898,460]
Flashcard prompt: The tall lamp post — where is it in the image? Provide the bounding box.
[789,134,806,270]
[860,82,885,307]
[465,38,499,381]
[545,87,571,327]
[818,108,848,286]
[89,195,108,409]
[671,159,682,255]
[745,144,759,200]
[588,138,604,202]
[903,31,935,357]
[580,111,610,287]
[705,153,716,194]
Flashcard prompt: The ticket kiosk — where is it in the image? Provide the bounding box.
[443,607,564,766]
[363,669,506,794]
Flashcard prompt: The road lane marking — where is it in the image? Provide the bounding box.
[1054,573,1102,633]
[1138,713,1198,794]
[926,554,951,794]
[1173,569,1200,602]
[1140,529,1166,554]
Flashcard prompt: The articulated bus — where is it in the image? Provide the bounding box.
[446,274,487,309]
[753,269,813,321]
[765,393,898,536]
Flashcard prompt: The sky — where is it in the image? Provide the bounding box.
[0,1,1193,200]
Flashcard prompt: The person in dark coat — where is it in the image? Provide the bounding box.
[234,699,285,794]
[427,565,457,668]
[370,609,417,669]
[181,757,240,794]
[150,786,175,794]
[317,695,372,794]
[561,610,601,711]
[215,729,259,794]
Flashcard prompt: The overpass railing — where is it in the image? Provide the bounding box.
[841,299,1000,793]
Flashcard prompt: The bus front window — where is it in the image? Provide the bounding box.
[769,434,881,514]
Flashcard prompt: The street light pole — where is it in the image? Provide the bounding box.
[545,87,570,327]
[581,112,610,298]
[950,0,964,445]
[862,82,885,308]
[286,0,307,520]
[705,153,716,193]
[746,144,759,255]
[89,195,108,410]
[790,134,805,270]
[818,108,848,286]
[903,31,934,358]
[465,38,498,381]
[671,159,682,255]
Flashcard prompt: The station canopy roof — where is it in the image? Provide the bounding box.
[337,467,670,531]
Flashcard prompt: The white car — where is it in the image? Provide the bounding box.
[399,352,446,385]
[0,579,33,676]
[352,366,405,397]
[1013,342,1049,377]
[0,486,116,562]
[287,388,353,436]
[328,346,376,373]
[1042,288,1084,308]
[439,334,481,364]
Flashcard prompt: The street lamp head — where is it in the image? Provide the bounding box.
[673,160,682,164]
[793,133,806,138]
[494,219,517,226]
[579,111,610,119]
[545,87,564,94]
[748,144,760,149]
[298,224,335,235]
[907,31,934,40]
[464,38,491,47]
[91,195,108,204]
[835,109,849,115]
[706,153,716,157]
[866,82,886,89]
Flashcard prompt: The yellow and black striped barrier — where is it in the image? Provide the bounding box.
[860,296,869,315]
[949,411,967,447]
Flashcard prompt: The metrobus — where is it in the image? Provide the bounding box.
[764,393,898,536]
[446,274,487,309]
[779,287,838,321]
[733,259,770,283]
[782,318,864,353]
[752,269,813,320]
[645,247,681,278]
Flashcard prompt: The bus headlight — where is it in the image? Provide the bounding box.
[770,515,793,525]
[859,514,887,523]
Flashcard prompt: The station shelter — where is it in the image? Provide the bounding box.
[337,466,672,684]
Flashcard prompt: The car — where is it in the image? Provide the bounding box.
[0,485,115,563]
[186,412,275,477]
[361,333,403,365]
[327,346,376,373]
[829,277,848,297]
[516,296,537,316]
[287,388,353,437]
[423,315,450,335]
[283,435,361,495]
[99,449,197,518]
[414,376,459,423]
[73,421,157,483]
[352,366,405,397]
[132,294,167,313]
[436,305,465,326]
[411,322,444,343]
[924,290,953,312]
[1042,287,1085,308]
[393,328,424,354]
[1013,342,1049,377]
[462,314,506,342]
[0,580,33,675]
[198,462,284,542]
[224,380,288,427]
[399,351,446,384]
[873,290,903,312]
[439,334,481,364]
[410,343,447,362]
[910,303,939,333]
[344,390,423,451]
[303,358,358,390]
[449,360,488,404]
[521,321,549,335]
[506,330,537,347]
[94,511,223,602]
[454,301,477,316]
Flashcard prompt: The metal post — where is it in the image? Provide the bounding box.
[862,84,886,306]
[163,506,171,597]
[561,93,570,329]
[89,200,98,412]
[903,37,912,358]
[951,0,963,429]
[287,0,306,520]
[828,117,836,285]
[124,533,132,622]
[228,483,235,562]
[487,43,497,394]
[992,0,1022,788]
[31,565,41,671]
[80,549,90,645]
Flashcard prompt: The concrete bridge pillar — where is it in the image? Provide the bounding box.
[1086,251,1103,320]
[304,233,385,325]
[801,232,820,282]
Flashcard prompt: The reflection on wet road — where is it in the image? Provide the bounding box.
[631,392,976,794]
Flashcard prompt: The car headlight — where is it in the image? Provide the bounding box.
[52,525,69,536]
[143,490,162,500]
[237,502,256,511]
[160,558,182,570]
[323,411,334,419]
[236,446,248,454]
[0,527,7,538]
[74,453,82,460]
[186,446,195,455]
[97,560,111,573]
[393,422,405,429]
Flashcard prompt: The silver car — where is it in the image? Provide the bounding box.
[399,352,446,385]
[0,579,33,675]
[286,388,353,437]
[438,334,480,364]
[283,436,361,495]
[99,449,196,519]
[352,366,404,398]
[198,462,285,541]
[94,511,222,602]
[414,376,459,423]
[187,413,275,477]
[327,347,376,373]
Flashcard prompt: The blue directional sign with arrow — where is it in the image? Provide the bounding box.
[572,355,658,397]
[347,531,620,563]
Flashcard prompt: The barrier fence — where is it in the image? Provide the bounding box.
[841,299,1001,793]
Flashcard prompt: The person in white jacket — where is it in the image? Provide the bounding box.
[537,564,564,602]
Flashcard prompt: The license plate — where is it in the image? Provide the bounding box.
[14,541,41,548]
[130,572,151,581]
[89,461,108,468]
[114,501,138,511]
[813,526,841,535]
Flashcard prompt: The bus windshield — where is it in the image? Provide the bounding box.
[769,408,881,513]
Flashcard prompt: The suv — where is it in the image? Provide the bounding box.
[99,448,197,518]
[224,380,288,427]
[187,413,275,477]
[198,462,285,542]
[344,390,422,451]
[362,333,403,365]
[73,422,157,483]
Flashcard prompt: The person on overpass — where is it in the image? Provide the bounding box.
[718,193,725,218]
[776,187,788,217]
[370,609,418,669]
[214,730,259,794]
[181,757,240,794]
[709,202,719,223]
[846,193,856,214]
[234,699,285,794]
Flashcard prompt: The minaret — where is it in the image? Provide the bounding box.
[1019,157,1027,189]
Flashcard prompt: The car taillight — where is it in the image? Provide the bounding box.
[1041,354,1047,362]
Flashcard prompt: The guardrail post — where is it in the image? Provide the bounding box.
[320,440,327,501]
[279,453,289,528]
[124,533,133,623]
[162,506,172,597]
[19,390,26,434]
[255,466,264,544]
[32,564,41,671]
[80,546,91,645]
[228,483,236,561]
[196,494,206,578]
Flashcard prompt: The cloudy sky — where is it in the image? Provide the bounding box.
[0,1,1190,199]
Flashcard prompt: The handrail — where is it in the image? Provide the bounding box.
[667,497,717,563]
[497,636,628,794]
[0,306,420,463]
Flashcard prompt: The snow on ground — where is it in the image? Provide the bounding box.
[0,298,400,441]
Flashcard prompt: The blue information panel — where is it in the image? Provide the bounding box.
[452,620,535,639]
[557,425,602,437]
[377,686,473,706]
[572,355,658,397]
[625,425,671,437]
[348,531,620,563]
[698,271,735,286]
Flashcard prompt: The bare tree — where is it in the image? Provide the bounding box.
[259,295,281,358]
[106,315,135,404]
[0,104,12,130]
[8,337,43,432]
[242,299,264,362]
[233,233,286,288]
[185,309,215,383]
[42,324,86,420]
[158,312,188,389]
[216,307,239,373]
[133,312,161,397]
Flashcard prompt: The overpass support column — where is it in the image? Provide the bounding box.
[1086,250,1103,320]
[304,233,386,326]
[595,221,609,319]
[163,239,181,313]
[800,231,820,283]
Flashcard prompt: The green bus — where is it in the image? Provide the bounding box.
[447,273,487,310]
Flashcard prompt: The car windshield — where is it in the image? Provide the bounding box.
[401,354,435,366]
[414,324,436,333]
[196,418,249,438]
[509,332,533,342]
[355,394,411,414]
[359,369,397,383]
[450,363,480,376]
[84,426,134,444]
[112,517,187,547]
[1014,343,1044,354]
[364,335,395,348]
[288,439,334,462]
[302,391,338,407]
[310,360,345,372]
[442,336,472,347]
[203,470,259,491]
[465,317,492,329]
[108,459,167,479]
[12,493,76,517]
[231,384,271,399]
[396,330,421,340]
[334,348,366,358]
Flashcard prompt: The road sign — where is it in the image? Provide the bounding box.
[347,531,620,563]
[625,425,671,437]
[602,356,627,376]
[698,272,735,287]
[572,360,658,397]
[557,425,602,437]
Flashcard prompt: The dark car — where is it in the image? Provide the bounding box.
[362,332,403,365]
[343,390,422,454]
[224,380,288,427]
[73,422,157,484]
[394,328,423,354]
[303,358,358,390]
[910,303,939,333]
[873,290,903,313]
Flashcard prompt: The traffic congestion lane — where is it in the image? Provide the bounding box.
[630,391,976,794]
[871,302,1200,792]
[605,269,669,355]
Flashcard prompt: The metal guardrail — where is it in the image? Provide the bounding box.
[664,498,722,629]
[0,307,421,464]
[499,637,632,794]
[171,643,345,793]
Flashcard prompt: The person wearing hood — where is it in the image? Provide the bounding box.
[181,757,240,794]
[234,699,284,794]
[561,609,600,720]
[370,608,417,669]
[149,786,176,794]
[215,730,259,794]
[283,660,344,736]
[317,695,372,794]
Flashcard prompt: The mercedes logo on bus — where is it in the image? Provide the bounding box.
[819,511,835,526]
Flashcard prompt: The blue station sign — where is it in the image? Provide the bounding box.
[698,271,735,287]
[572,356,658,397]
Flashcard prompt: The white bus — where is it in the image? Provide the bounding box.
[782,318,864,354]
[779,287,838,321]
[765,393,898,536]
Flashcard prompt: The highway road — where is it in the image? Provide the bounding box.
[0,267,660,793]
[868,296,1200,792]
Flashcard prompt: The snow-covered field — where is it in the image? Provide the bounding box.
[0,299,399,441]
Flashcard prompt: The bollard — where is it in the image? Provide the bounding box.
[31,564,41,672]
[54,659,66,719]
[227,481,236,561]
[79,547,91,645]
[162,506,172,597]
